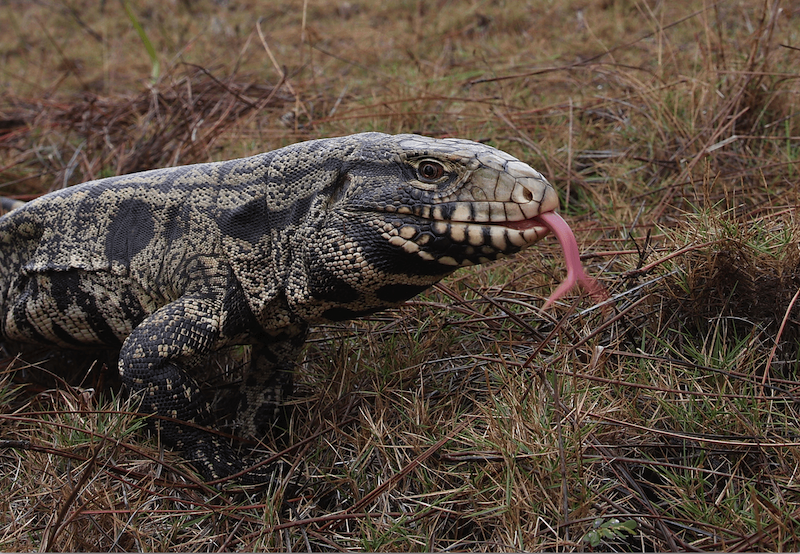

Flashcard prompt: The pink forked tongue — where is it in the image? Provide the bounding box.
[533,211,608,309]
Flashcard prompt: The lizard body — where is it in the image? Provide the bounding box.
[0,132,565,482]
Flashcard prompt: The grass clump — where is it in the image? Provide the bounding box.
[661,204,800,366]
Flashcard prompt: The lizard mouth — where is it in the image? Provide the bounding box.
[378,209,608,308]
[380,213,553,268]
[497,214,551,235]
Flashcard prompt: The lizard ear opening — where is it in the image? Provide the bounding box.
[322,172,351,210]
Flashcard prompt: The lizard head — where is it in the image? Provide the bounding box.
[339,134,561,269]
[292,133,562,321]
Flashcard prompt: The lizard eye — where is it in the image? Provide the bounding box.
[416,160,446,183]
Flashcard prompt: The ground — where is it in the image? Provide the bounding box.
[1,0,799,551]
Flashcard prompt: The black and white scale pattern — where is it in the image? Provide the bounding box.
[0,132,558,482]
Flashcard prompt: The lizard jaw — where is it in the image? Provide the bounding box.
[381,215,551,268]
[383,210,608,306]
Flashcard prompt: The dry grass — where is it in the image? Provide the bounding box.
[1,0,800,551]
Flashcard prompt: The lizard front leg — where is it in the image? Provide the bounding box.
[118,294,252,481]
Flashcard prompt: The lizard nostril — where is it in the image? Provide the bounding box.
[511,179,544,209]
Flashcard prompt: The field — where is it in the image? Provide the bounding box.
[1,0,799,551]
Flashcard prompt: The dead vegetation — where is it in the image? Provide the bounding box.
[0,66,294,195]
[1,0,800,551]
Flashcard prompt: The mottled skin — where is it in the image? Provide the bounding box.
[0,133,558,482]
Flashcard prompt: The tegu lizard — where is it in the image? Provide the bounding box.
[0,133,603,482]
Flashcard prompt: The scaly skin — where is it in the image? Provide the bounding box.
[0,132,566,482]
